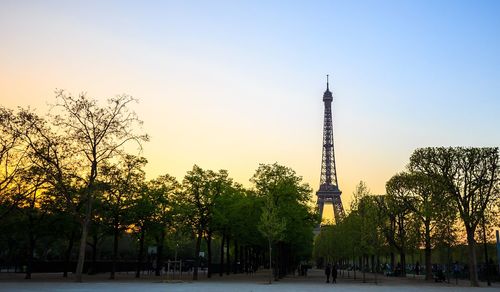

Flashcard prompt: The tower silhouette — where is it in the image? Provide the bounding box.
[316,75,345,225]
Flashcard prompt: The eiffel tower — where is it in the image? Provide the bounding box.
[316,75,345,226]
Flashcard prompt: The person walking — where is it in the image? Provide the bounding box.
[331,263,338,283]
[325,264,331,283]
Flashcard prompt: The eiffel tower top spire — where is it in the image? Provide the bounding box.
[323,75,333,101]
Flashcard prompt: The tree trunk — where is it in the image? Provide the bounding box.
[400,251,406,277]
[390,252,395,273]
[424,220,432,280]
[63,228,76,278]
[110,222,119,279]
[25,207,35,280]
[268,239,272,284]
[206,232,212,278]
[75,190,93,282]
[225,235,230,275]
[25,230,34,279]
[135,225,146,278]
[239,244,244,274]
[89,233,98,275]
[155,229,165,276]
[466,227,479,286]
[278,242,285,278]
[219,232,225,276]
[353,255,356,279]
[193,229,202,280]
[243,245,247,273]
[233,240,238,274]
[482,219,491,286]
[362,255,366,283]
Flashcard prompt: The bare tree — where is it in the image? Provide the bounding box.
[0,107,30,218]
[10,107,82,277]
[51,91,148,282]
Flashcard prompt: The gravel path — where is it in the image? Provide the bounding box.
[0,269,498,291]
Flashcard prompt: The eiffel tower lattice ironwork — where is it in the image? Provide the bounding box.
[316,75,345,225]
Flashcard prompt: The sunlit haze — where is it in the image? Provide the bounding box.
[1,1,499,219]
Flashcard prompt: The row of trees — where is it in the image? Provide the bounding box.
[0,92,316,282]
[314,147,499,287]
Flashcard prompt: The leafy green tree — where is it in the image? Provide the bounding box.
[180,165,225,280]
[101,155,147,279]
[146,174,180,276]
[258,195,286,283]
[218,187,263,275]
[409,147,499,286]
[129,183,156,278]
[251,163,315,279]
[212,184,234,276]
[386,171,450,280]
[377,189,412,276]
[316,182,379,280]
[203,170,233,278]
[350,182,384,282]
[12,167,49,279]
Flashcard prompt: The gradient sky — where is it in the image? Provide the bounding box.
[1,1,499,218]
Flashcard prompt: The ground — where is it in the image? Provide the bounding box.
[0,268,498,291]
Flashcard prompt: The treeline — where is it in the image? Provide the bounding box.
[314,147,499,287]
[0,91,316,281]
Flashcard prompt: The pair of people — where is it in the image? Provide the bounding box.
[324,263,338,283]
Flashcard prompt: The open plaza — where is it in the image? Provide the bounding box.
[1,269,499,292]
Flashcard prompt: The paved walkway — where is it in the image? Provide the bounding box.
[0,268,498,291]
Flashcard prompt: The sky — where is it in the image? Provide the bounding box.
[1,1,499,219]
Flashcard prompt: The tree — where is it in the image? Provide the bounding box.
[251,163,315,279]
[409,147,499,286]
[12,167,49,279]
[386,171,450,280]
[11,107,84,279]
[377,188,412,277]
[0,107,31,219]
[315,182,385,281]
[5,107,84,278]
[146,174,179,276]
[258,195,286,284]
[101,154,147,279]
[51,91,148,282]
[217,187,264,275]
[180,165,225,280]
[350,181,384,282]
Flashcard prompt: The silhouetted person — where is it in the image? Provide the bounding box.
[453,261,459,284]
[331,263,338,283]
[325,264,331,283]
[415,261,420,275]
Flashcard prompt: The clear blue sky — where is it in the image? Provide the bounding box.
[1,0,499,212]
